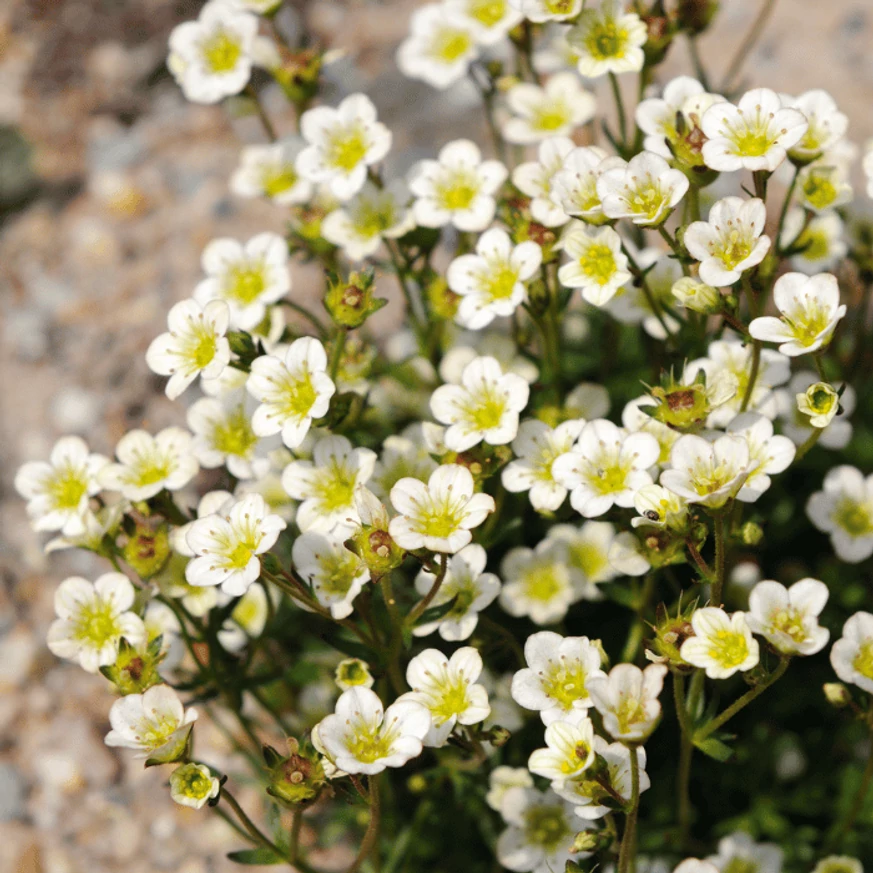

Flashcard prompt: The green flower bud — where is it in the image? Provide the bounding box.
[407,773,428,794]
[100,637,165,696]
[335,658,375,691]
[739,521,764,546]
[648,366,737,433]
[672,277,721,314]
[347,488,406,577]
[170,762,220,809]
[823,682,851,708]
[648,601,697,670]
[485,726,512,748]
[797,381,840,428]
[325,269,386,329]
[265,738,326,807]
[122,520,170,580]
[675,0,719,34]
[571,828,614,854]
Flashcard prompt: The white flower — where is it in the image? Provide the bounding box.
[502,73,596,145]
[557,223,631,307]
[296,94,391,202]
[246,337,335,449]
[778,371,854,449]
[726,413,795,503]
[448,228,542,330]
[169,763,220,810]
[105,684,198,757]
[335,658,375,691]
[684,197,771,286]
[680,608,760,679]
[487,766,534,814]
[796,380,841,429]
[398,647,490,747]
[146,299,230,400]
[194,232,290,331]
[510,631,606,724]
[831,611,873,694]
[701,87,808,172]
[230,139,313,204]
[786,90,848,163]
[314,686,430,775]
[747,578,829,656]
[551,146,620,226]
[514,0,583,24]
[409,139,507,232]
[502,419,585,512]
[167,2,257,104]
[807,466,873,563]
[496,787,582,873]
[749,272,846,357]
[552,419,660,518]
[44,504,126,555]
[500,539,579,626]
[798,160,853,213]
[188,396,264,480]
[389,464,495,553]
[185,493,287,596]
[661,433,754,509]
[546,521,620,597]
[675,863,719,873]
[47,573,145,673]
[292,531,371,619]
[632,483,689,531]
[99,428,198,501]
[780,209,847,273]
[811,858,863,873]
[672,277,721,313]
[528,716,596,782]
[431,355,530,452]
[622,396,680,466]
[445,0,522,44]
[512,137,576,228]
[370,424,438,501]
[282,435,376,534]
[321,180,414,261]
[586,663,667,742]
[567,0,647,79]
[15,436,107,536]
[412,544,501,640]
[598,152,689,226]
[397,4,479,90]
[707,832,784,873]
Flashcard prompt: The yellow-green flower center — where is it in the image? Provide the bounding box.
[48,467,88,510]
[794,228,830,262]
[569,542,608,580]
[585,21,627,61]
[532,103,571,133]
[262,165,299,197]
[707,628,750,668]
[802,172,837,210]
[175,765,214,799]
[730,127,774,158]
[73,600,121,646]
[347,723,396,763]
[432,28,473,63]
[784,300,833,346]
[315,462,359,513]
[201,30,243,74]
[431,678,471,723]
[614,695,646,734]
[625,183,668,221]
[834,499,873,538]
[578,243,617,285]
[715,230,752,269]
[468,0,506,27]
[317,551,362,598]
[327,127,369,173]
[212,407,258,458]
[524,805,571,851]
[225,265,267,305]
[542,661,588,707]
[437,172,480,212]
[277,370,319,421]
[482,263,520,302]
[463,388,508,432]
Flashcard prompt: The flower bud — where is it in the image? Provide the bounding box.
[823,682,851,708]
[325,269,386,329]
[485,726,512,748]
[648,602,696,670]
[169,762,221,809]
[797,381,840,428]
[425,273,460,320]
[571,829,614,854]
[648,367,737,433]
[676,0,719,34]
[739,521,764,546]
[335,658,375,691]
[407,774,428,794]
[122,520,170,580]
[265,739,326,806]
[101,637,165,696]
[272,47,322,107]
[346,488,405,577]
[672,277,721,314]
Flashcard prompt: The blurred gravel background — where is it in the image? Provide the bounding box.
[1,1,872,871]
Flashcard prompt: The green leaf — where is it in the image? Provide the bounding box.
[226,847,285,865]
[320,633,372,661]
[693,734,734,762]
[414,594,459,627]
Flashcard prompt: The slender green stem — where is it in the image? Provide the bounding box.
[221,788,289,860]
[609,72,628,149]
[328,329,348,383]
[621,573,656,663]
[280,299,329,336]
[685,538,713,581]
[617,747,641,873]
[289,809,303,863]
[721,0,780,93]
[775,164,800,252]
[710,513,727,605]
[688,36,711,91]
[740,340,761,412]
[794,427,823,463]
[673,673,694,849]
[825,725,873,852]
[379,573,406,695]
[346,776,381,873]
[245,85,278,142]
[622,243,673,339]
[813,352,828,380]
[407,553,449,626]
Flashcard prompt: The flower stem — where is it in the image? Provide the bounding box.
[406,553,448,626]
[328,328,348,383]
[710,512,727,605]
[739,339,761,412]
[245,85,278,142]
[825,724,873,852]
[346,776,381,873]
[673,673,695,849]
[221,787,289,861]
[721,0,780,93]
[621,573,656,664]
[617,747,641,873]
[775,164,799,252]
[379,573,406,695]
[793,427,823,463]
[609,72,628,150]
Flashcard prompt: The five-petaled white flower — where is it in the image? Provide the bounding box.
[781,209,847,274]
[431,355,530,452]
[500,539,579,626]
[831,611,873,694]
[502,73,596,145]
[47,572,146,674]
[502,419,586,512]
[100,427,199,501]
[370,424,439,501]
[510,631,606,725]
[684,197,771,287]
[230,139,313,205]
[807,466,873,564]
[749,271,846,357]
[785,90,848,164]
[146,299,231,400]
[292,531,371,619]
[167,1,257,104]
[389,464,495,553]
[725,413,796,503]
[528,715,596,782]
[282,435,377,534]
[105,684,198,758]
[586,663,668,743]
[597,152,689,226]
[169,762,221,810]
[567,0,647,79]
[314,686,430,775]
[548,521,621,598]
[707,832,784,873]
[246,337,335,449]
[661,433,755,510]
[187,397,263,480]
[194,232,291,331]
[747,578,830,656]
[185,493,287,596]
[552,419,660,518]
[796,380,841,429]
[398,647,491,747]
[409,139,507,232]
[412,544,501,641]
[515,0,583,24]
[701,87,808,172]
[680,608,760,679]
[557,223,631,307]
[448,229,542,330]
[552,147,621,226]
[444,0,522,44]
[512,137,576,228]
[15,436,108,536]
[296,94,392,202]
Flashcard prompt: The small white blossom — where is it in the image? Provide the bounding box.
[194,232,291,331]
[622,396,680,466]
[749,272,846,357]
[552,146,621,226]
[100,428,199,501]
[292,531,371,619]
[557,222,631,307]
[510,631,606,724]
[684,197,771,287]
[185,493,287,596]
[188,397,263,480]
[502,73,596,145]
[500,539,579,626]
[314,686,430,775]
[296,94,392,202]
[552,419,660,518]
[680,608,760,679]
[831,611,873,694]
[726,413,796,503]
[786,90,848,163]
[335,658,375,691]
[169,763,220,809]
[512,137,576,228]
[397,4,479,89]
[796,380,841,429]
[797,160,853,213]
[389,464,495,553]
[528,715,596,782]
[586,663,667,742]
[444,0,522,44]
[105,684,198,757]
[370,424,439,501]
[440,332,539,386]
[707,832,784,873]
[448,228,542,329]
[701,87,808,173]
[515,0,583,24]
[811,858,862,873]
[777,371,854,449]
[230,140,313,204]
[632,483,689,531]
[672,277,721,313]
[807,466,873,563]
[598,152,689,226]
[780,209,847,273]
[747,578,829,656]
[409,139,507,232]
[487,766,534,814]
[546,521,620,598]
[15,437,108,536]
[567,0,647,79]
[47,573,146,673]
